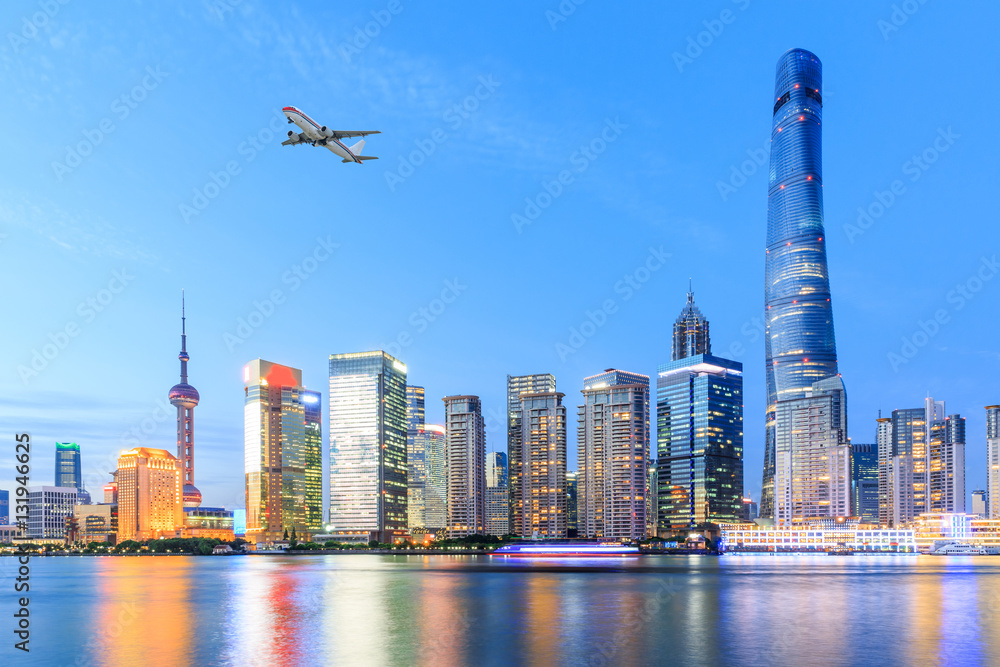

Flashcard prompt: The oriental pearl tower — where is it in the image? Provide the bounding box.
[170,291,202,507]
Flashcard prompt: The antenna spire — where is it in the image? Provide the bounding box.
[179,290,189,384]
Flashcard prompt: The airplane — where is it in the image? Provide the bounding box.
[281,106,380,163]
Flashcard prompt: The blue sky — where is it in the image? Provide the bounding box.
[2,0,998,511]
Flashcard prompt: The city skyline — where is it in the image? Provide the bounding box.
[4,4,998,514]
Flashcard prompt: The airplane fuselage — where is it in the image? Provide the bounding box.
[282,106,362,163]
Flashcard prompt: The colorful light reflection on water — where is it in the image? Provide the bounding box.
[7,554,1000,665]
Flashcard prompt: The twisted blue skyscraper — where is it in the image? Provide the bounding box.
[760,49,841,518]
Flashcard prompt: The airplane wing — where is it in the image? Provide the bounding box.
[282,132,308,146]
[329,130,381,139]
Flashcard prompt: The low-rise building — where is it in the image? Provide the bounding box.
[720,520,916,553]
[73,503,117,544]
[26,486,78,540]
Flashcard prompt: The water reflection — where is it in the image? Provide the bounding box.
[90,557,194,666]
[30,554,1000,665]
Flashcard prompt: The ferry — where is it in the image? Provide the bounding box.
[493,541,640,557]
[929,542,990,555]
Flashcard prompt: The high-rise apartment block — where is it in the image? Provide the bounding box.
[507,374,557,534]
[879,398,965,526]
[515,391,567,538]
[443,396,486,537]
[578,369,649,541]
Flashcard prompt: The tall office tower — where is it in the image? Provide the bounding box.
[774,377,851,525]
[116,448,182,542]
[884,398,965,525]
[851,444,879,523]
[303,390,323,532]
[406,384,430,530]
[566,471,578,537]
[578,369,650,541]
[443,396,486,537]
[243,360,312,543]
[169,293,202,508]
[516,391,568,538]
[507,373,557,534]
[26,487,78,540]
[329,351,408,543]
[876,416,894,526]
[987,405,1000,518]
[658,291,743,533]
[972,489,988,518]
[485,451,509,537]
[408,424,447,530]
[55,442,90,503]
[761,49,841,519]
[646,462,657,537]
[407,385,425,430]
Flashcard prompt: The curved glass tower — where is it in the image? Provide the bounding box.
[760,49,840,518]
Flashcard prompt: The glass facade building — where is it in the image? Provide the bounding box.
[408,424,447,530]
[762,48,841,519]
[851,443,879,523]
[486,451,509,537]
[507,373,557,534]
[658,290,743,533]
[303,390,323,532]
[443,396,486,537]
[578,369,650,541]
[328,351,408,543]
[566,470,578,537]
[657,354,744,532]
[55,442,84,497]
[243,360,312,543]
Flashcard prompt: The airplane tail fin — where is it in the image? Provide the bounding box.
[348,138,366,154]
